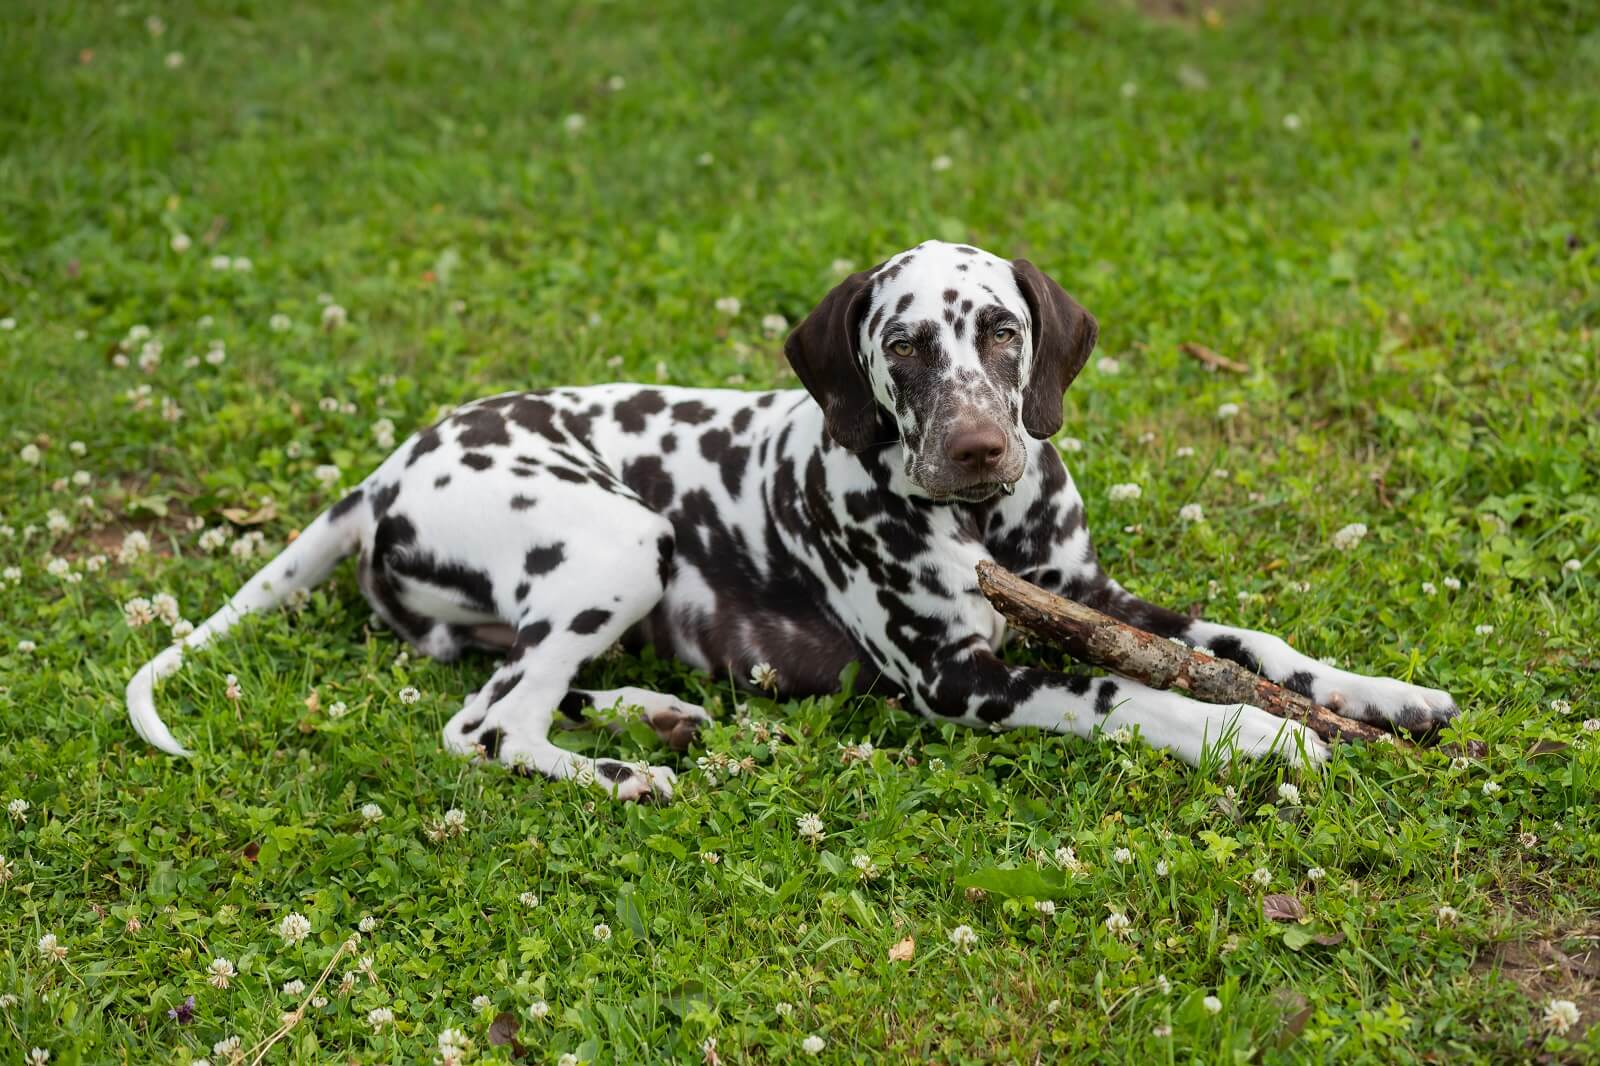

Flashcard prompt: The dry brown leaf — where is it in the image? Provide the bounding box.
[888,936,915,962]
[220,500,278,526]
[1263,894,1306,922]
[1179,341,1248,373]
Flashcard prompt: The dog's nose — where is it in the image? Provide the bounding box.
[945,424,1007,474]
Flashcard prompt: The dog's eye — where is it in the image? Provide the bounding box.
[993,327,1015,343]
[890,340,914,357]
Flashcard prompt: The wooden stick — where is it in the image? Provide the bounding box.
[975,561,1393,745]
[1179,341,1248,374]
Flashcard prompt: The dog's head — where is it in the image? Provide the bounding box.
[785,241,1097,502]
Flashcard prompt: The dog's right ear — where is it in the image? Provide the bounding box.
[784,269,882,452]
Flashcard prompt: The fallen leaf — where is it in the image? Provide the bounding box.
[1528,740,1569,756]
[304,689,320,713]
[221,500,278,525]
[487,1011,526,1059]
[1179,341,1248,373]
[1263,894,1306,922]
[1271,988,1312,1047]
[241,842,260,862]
[888,936,915,962]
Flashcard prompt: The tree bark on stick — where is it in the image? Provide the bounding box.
[975,561,1393,745]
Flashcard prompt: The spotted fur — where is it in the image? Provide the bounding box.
[126,241,1457,799]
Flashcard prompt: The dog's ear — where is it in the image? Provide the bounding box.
[783,269,883,452]
[1012,258,1098,440]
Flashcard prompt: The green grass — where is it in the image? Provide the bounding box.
[2,0,1598,1062]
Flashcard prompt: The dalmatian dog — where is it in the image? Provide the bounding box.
[126,240,1458,800]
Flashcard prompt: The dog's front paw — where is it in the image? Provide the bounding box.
[1321,674,1458,732]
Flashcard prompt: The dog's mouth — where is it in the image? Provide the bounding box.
[927,480,1016,504]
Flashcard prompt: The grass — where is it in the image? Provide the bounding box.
[2,0,1597,1061]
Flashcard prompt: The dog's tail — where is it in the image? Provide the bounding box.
[126,498,365,755]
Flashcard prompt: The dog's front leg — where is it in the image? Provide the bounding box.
[901,641,1328,768]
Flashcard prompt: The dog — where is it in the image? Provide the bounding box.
[127,240,1458,799]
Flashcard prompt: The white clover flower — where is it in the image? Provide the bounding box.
[1251,867,1272,886]
[205,341,226,366]
[1277,782,1301,805]
[527,999,550,1020]
[398,686,421,705]
[1482,781,1502,797]
[1437,904,1459,926]
[281,978,306,996]
[829,258,856,275]
[1282,113,1302,131]
[27,1050,48,1066]
[8,798,29,822]
[948,925,977,952]
[358,915,377,933]
[277,912,311,945]
[123,598,156,627]
[1058,437,1083,453]
[714,296,742,316]
[197,527,229,552]
[366,1007,394,1030]
[269,313,291,333]
[1106,724,1133,745]
[45,556,71,577]
[372,418,396,449]
[20,443,41,466]
[321,304,348,329]
[761,313,789,337]
[1331,523,1368,551]
[328,701,349,719]
[119,529,151,563]
[213,1036,240,1057]
[1108,482,1142,502]
[1203,995,1222,1015]
[563,113,586,133]
[1544,998,1581,1034]
[151,593,180,625]
[3,566,20,581]
[1034,899,1056,916]
[1475,624,1495,636]
[1155,974,1171,994]
[231,256,252,272]
[592,923,611,941]
[1583,719,1600,733]
[750,662,779,691]
[796,813,825,842]
[1307,866,1326,881]
[802,1034,826,1054]
[1096,356,1121,374]
[520,891,540,907]
[0,992,18,1008]
[1174,445,1195,458]
[0,853,13,882]
[38,934,67,962]
[1443,577,1461,590]
[1178,503,1205,524]
[442,807,466,831]
[313,464,341,488]
[1154,859,1169,876]
[207,957,236,988]
[1104,911,1131,936]
[930,154,953,172]
[1113,847,1132,865]
[170,232,191,253]
[224,674,242,702]
[0,318,16,332]
[360,803,384,825]
[1421,582,1437,596]
[1564,559,1582,573]
[1120,81,1138,98]
[1216,402,1241,420]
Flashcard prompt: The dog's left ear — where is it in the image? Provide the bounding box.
[1012,258,1098,440]
[784,268,882,452]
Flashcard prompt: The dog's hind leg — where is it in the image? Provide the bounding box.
[439,507,689,801]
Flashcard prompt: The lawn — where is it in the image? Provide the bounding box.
[2,0,1598,1062]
